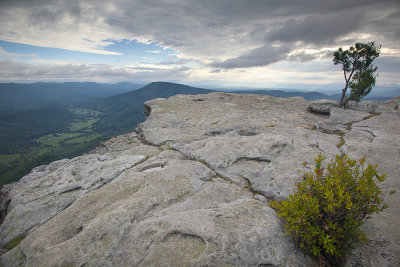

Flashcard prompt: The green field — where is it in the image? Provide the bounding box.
[0,107,107,186]
[25,147,52,159]
[66,134,102,144]
[0,154,20,165]
[71,108,101,116]
[36,133,83,146]
[68,118,99,131]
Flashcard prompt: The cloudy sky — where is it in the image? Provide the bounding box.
[0,0,399,92]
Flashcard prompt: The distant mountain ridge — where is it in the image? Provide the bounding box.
[227,89,331,101]
[85,82,215,136]
[225,90,392,102]
[0,82,143,112]
[1,81,393,114]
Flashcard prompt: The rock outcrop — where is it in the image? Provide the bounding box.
[307,99,339,114]
[1,93,399,266]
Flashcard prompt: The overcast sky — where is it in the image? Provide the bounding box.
[0,0,399,92]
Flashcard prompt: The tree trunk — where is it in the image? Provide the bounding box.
[342,96,351,108]
[339,66,355,108]
[339,84,348,108]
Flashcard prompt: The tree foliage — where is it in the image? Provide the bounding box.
[333,41,381,107]
[271,153,387,265]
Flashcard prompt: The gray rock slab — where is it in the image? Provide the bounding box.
[347,100,380,113]
[0,133,161,247]
[316,107,372,134]
[138,93,340,200]
[1,151,314,266]
[339,108,400,266]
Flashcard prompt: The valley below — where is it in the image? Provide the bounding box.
[0,107,109,186]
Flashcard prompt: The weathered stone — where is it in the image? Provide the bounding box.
[307,99,339,114]
[1,92,399,266]
[316,107,372,134]
[0,133,161,247]
[347,100,380,113]
[1,150,314,266]
[382,96,400,110]
[139,93,340,200]
[341,107,400,266]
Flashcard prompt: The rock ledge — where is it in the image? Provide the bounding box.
[1,93,399,266]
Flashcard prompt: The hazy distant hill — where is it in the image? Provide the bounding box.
[228,89,332,101]
[0,82,143,112]
[84,82,214,136]
[226,89,392,101]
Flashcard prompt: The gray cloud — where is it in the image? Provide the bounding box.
[106,0,399,57]
[375,56,400,73]
[1,0,398,57]
[368,9,400,47]
[210,69,221,73]
[211,45,290,69]
[265,11,365,45]
[287,51,318,62]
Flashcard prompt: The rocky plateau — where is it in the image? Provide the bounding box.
[0,93,399,266]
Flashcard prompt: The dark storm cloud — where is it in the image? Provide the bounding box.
[287,51,318,63]
[0,0,81,20]
[265,11,365,45]
[211,45,290,69]
[0,0,52,8]
[368,9,400,45]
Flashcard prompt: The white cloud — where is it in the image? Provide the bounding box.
[145,50,163,54]
[0,59,190,83]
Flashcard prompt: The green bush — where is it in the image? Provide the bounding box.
[271,153,387,265]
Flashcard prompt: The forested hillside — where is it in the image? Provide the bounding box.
[0,82,142,112]
[84,82,214,136]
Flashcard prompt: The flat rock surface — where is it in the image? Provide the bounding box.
[1,92,399,266]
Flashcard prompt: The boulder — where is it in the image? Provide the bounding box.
[307,99,339,114]
[316,107,372,134]
[347,100,380,113]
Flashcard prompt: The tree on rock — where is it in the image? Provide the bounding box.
[333,41,381,107]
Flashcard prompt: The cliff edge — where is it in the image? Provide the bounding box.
[1,93,399,266]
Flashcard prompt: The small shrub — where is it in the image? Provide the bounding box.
[271,153,387,265]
